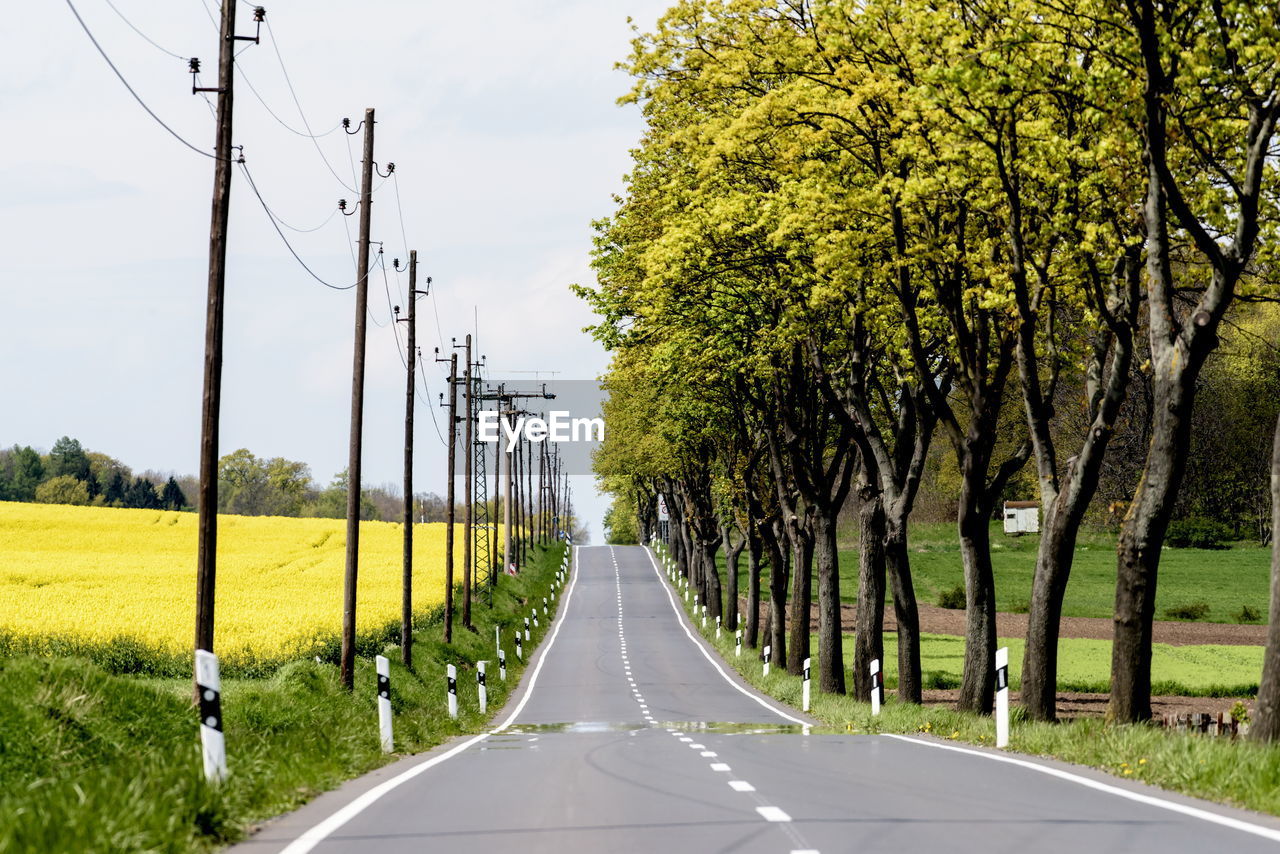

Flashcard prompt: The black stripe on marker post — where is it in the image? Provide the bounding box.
[198,683,223,732]
[995,665,1009,692]
[871,669,885,705]
[378,672,390,700]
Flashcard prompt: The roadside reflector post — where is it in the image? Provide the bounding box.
[532,608,539,629]
[495,625,500,657]
[195,649,227,783]
[995,646,1010,748]
[735,630,742,657]
[446,664,458,719]
[516,633,523,661]
[477,661,487,715]
[701,605,707,629]
[524,617,531,641]
[870,658,883,716]
[716,615,721,639]
[499,648,507,680]
[543,596,548,615]
[803,657,811,712]
[763,645,771,677]
[376,655,393,752]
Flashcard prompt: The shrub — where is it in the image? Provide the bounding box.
[937,584,966,610]
[1165,517,1234,549]
[1236,604,1262,623]
[1163,600,1210,621]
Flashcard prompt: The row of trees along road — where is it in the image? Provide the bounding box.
[578,0,1280,735]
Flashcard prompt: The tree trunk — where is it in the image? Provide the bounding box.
[703,541,723,622]
[958,473,997,714]
[1110,367,1195,722]
[813,510,845,694]
[746,527,762,648]
[786,520,813,676]
[764,520,789,665]
[852,490,885,702]
[1252,412,1280,742]
[884,515,921,703]
[724,525,744,632]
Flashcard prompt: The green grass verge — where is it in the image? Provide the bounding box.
[0,543,569,853]
[724,521,1271,624]
[658,544,1280,819]
[861,633,1262,697]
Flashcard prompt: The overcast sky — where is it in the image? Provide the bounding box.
[2,0,670,540]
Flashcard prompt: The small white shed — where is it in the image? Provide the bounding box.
[1003,501,1040,535]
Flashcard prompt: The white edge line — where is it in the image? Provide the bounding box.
[279,544,582,854]
[883,734,1280,843]
[643,546,807,726]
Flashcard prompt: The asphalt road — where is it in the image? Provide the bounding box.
[239,545,1280,854]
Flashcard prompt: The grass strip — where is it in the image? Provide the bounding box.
[0,542,569,853]
[654,545,1280,819]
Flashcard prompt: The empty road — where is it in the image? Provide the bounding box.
[239,545,1280,853]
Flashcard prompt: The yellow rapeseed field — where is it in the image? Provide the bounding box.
[0,502,466,667]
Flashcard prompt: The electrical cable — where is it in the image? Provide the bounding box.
[239,160,372,290]
[103,0,188,60]
[66,0,223,160]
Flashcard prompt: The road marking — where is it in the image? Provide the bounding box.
[729,780,755,792]
[278,545,582,854]
[643,547,806,726]
[690,743,705,749]
[884,734,1280,844]
[710,762,731,772]
[756,806,791,822]
[680,737,693,742]
[701,751,717,757]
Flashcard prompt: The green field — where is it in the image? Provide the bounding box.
[860,633,1264,696]
[725,522,1271,624]
[0,545,568,852]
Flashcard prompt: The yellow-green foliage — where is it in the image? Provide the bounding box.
[0,502,467,672]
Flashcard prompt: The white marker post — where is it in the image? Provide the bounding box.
[763,645,771,677]
[870,658,883,716]
[543,596,549,615]
[532,608,539,629]
[515,633,523,661]
[446,664,458,719]
[735,629,742,657]
[499,648,507,680]
[194,649,227,783]
[716,615,721,640]
[375,655,393,753]
[802,657,811,712]
[477,661,488,715]
[701,605,707,629]
[524,617,531,641]
[995,646,1010,748]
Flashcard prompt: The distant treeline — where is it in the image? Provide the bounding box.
[0,439,472,523]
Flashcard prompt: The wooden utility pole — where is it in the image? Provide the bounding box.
[194,0,238,662]
[396,251,421,669]
[502,403,514,575]
[340,107,375,691]
[442,352,459,641]
[461,335,474,628]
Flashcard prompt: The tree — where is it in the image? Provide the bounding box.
[34,474,90,506]
[0,445,45,502]
[161,477,188,511]
[125,477,160,509]
[47,436,90,482]
[1110,0,1280,723]
[603,493,640,544]
[1254,411,1280,742]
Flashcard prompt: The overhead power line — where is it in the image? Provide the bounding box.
[103,0,188,60]
[66,0,222,160]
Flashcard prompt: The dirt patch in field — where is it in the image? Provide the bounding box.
[919,689,1253,722]
[739,597,1267,646]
